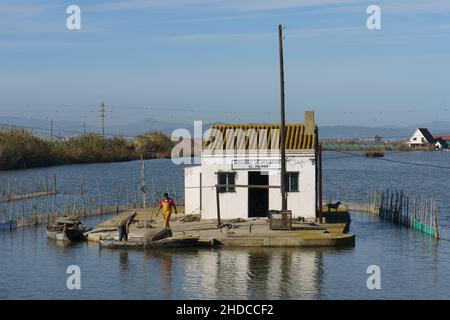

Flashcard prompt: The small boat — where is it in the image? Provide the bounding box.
[46,216,86,242]
[365,151,384,158]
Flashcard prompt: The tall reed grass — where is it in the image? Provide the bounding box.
[0,128,173,170]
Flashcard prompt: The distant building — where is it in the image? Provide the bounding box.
[434,135,450,150]
[407,128,435,149]
[184,111,318,221]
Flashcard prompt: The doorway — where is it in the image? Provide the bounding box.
[248,171,269,217]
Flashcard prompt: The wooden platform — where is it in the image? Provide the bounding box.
[88,209,355,248]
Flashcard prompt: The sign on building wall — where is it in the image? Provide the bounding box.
[232,159,281,170]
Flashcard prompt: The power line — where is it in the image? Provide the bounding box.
[0,103,448,114]
[325,149,450,170]
[0,122,135,138]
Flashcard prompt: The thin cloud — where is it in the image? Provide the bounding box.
[160,26,362,42]
[88,0,219,12]
[88,0,450,14]
[88,0,367,12]
[162,32,274,42]
[0,3,52,16]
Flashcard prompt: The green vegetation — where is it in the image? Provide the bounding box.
[0,128,174,170]
[0,129,54,170]
[133,131,173,159]
[321,140,435,152]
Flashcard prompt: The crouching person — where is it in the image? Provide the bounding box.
[118,211,138,242]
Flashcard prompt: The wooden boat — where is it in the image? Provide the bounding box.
[46,216,86,242]
[99,235,201,249]
[365,151,384,158]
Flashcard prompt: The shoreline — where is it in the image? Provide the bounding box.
[0,154,173,172]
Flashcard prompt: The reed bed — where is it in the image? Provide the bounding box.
[0,176,57,203]
[0,172,184,231]
[0,128,173,170]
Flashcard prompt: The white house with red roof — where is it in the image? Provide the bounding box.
[434,135,450,150]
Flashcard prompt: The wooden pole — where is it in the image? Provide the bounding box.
[140,155,147,211]
[199,172,202,212]
[318,145,323,223]
[278,24,288,211]
[433,199,439,240]
[315,126,319,220]
[215,186,221,227]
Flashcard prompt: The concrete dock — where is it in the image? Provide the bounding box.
[87,208,354,248]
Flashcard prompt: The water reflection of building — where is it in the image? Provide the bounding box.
[189,248,324,299]
[267,249,323,299]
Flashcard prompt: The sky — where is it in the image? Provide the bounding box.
[0,0,450,128]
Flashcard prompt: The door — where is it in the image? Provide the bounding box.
[248,171,269,217]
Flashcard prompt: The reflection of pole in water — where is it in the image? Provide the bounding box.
[152,251,173,298]
[214,250,249,298]
[247,250,271,298]
[119,251,129,271]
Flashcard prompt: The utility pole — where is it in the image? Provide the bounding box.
[278,24,287,211]
[83,122,86,135]
[99,102,106,137]
[50,120,53,142]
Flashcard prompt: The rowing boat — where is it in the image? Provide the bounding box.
[46,216,86,242]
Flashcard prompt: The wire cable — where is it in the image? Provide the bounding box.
[325,149,450,170]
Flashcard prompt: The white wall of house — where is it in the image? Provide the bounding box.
[268,154,316,219]
[408,129,429,147]
[184,151,316,220]
[435,140,449,150]
[200,155,249,220]
[184,165,202,215]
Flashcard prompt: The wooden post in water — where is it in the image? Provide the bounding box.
[140,155,147,212]
[433,199,439,240]
[352,185,355,212]
[151,177,156,205]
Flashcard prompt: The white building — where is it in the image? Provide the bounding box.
[407,128,434,148]
[434,135,450,150]
[184,111,318,221]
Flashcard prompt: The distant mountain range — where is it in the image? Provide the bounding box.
[0,116,448,140]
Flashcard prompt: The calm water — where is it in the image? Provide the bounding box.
[1,152,450,299]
